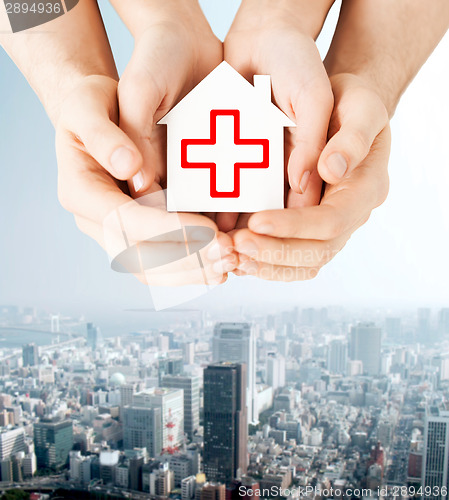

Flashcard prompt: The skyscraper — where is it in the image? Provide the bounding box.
[266,353,286,390]
[203,362,248,485]
[327,339,348,374]
[132,388,184,450]
[349,323,382,376]
[123,406,162,457]
[87,322,101,350]
[22,343,38,367]
[34,419,73,470]
[162,375,200,440]
[422,407,449,499]
[439,308,449,335]
[212,322,257,424]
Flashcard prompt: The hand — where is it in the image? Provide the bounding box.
[221,0,334,231]
[55,75,236,286]
[232,73,391,281]
[116,6,223,196]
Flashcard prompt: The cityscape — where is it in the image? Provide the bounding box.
[1,305,449,499]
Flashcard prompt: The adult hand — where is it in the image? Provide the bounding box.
[222,0,334,231]
[233,73,390,281]
[55,76,236,286]
[114,2,223,196]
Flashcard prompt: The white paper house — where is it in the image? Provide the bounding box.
[158,62,295,213]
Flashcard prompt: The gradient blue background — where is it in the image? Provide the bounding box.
[0,1,448,319]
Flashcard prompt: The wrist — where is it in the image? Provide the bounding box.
[235,0,334,39]
[41,70,117,126]
[111,0,209,41]
[326,62,399,117]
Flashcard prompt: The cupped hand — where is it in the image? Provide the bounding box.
[221,0,334,231]
[233,73,391,281]
[116,9,223,197]
[55,75,236,286]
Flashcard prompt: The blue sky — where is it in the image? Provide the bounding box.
[0,1,448,319]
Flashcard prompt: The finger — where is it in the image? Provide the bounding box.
[236,255,320,282]
[216,212,240,232]
[62,78,143,182]
[233,228,346,267]
[287,81,333,194]
[118,32,187,194]
[75,214,237,285]
[248,129,391,240]
[318,87,389,184]
[286,168,323,208]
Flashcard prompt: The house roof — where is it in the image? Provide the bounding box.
[158,61,295,128]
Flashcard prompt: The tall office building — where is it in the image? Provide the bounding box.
[327,339,348,374]
[349,323,382,376]
[123,406,162,457]
[212,322,257,424]
[418,308,432,342]
[132,388,184,449]
[422,407,449,499]
[385,317,402,340]
[0,427,25,461]
[183,342,195,365]
[162,375,200,439]
[203,362,248,484]
[120,383,139,407]
[266,354,286,390]
[22,343,38,367]
[87,322,102,350]
[439,308,449,335]
[34,419,73,470]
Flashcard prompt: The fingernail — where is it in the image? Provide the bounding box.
[236,240,258,257]
[132,171,144,192]
[326,153,347,179]
[238,260,259,274]
[299,170,311,194]
[252,224,274,235]
[110,147,135,178]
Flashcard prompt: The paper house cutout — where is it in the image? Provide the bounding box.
[158,62,295,213]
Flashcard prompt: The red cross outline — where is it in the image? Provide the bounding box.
[180,110,269,198]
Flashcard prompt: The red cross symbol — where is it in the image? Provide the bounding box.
[181,110,269,198]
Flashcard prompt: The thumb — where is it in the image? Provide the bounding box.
[318,88,388,184]
[65,78,143,182]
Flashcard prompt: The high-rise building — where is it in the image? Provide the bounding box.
[418,308,432,342]
[132,388,184,450]
[34,419,73,470]
[22,343,38,367]
[349,323,382,376]
[422,408,449,499]
[0,427,25,461]
[203,362,248,485]
[87,322,101,350]
[385,317,402,339]
[120,383,139,407]
[183,342,195,365]
[162,375,200,439]
[439,308,449,335]
[327,339,348,374]
[266,354,286,390]
[212,322,257,424]
[123,406,162,457]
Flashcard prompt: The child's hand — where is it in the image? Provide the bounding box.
[222,0,334,232]
[233,73,390,281]
[55,75,237,286]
